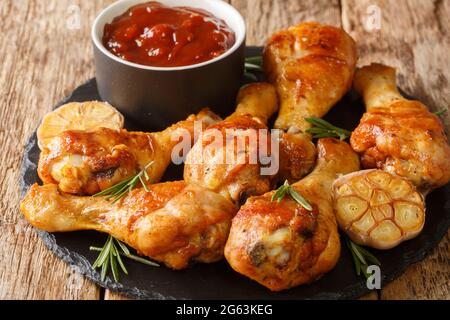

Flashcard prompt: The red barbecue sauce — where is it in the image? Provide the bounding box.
[102,1,236,67]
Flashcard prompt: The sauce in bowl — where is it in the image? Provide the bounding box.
[102,1,236,67]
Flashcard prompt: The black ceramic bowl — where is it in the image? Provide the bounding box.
[92,0,246,130]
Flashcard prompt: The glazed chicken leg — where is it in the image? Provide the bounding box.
[21,181,236,269]
[184,83,279,204]
[38,109,219,195]
[264,22,357,182]
[225,139,360,291]
[351,63,450,193]
[264,22,357,133]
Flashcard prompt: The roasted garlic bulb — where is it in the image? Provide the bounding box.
[332,169,425,249]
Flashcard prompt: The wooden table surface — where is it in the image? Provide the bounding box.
[1,0,449,300]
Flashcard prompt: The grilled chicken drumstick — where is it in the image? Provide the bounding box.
[225,139,360,291]
[21,181,236,270]
[264,22,357,132]
[38,109,219,195]
[351,63,450,194]
[184,83,279,204]
[264,22,357,182]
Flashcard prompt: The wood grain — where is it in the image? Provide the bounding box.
[229,0,342,45]
[0,0,113,299]
[0,0,447,300]
[341,0,450,299]
[381,231,449,300]
[104,290,130,300]
[341,0,450,124]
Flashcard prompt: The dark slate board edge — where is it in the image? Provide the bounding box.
[35,227,176,300]
[57,77,98,107]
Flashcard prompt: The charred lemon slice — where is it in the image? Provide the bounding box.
[37,101,124,149]
[332,169,425,249]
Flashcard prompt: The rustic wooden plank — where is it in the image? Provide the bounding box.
[341,0,450,122]
[381,231,450,300]
[229,0,342,46]
[341,0,450,299]
[0,0,116,299]
[104,290,130,300]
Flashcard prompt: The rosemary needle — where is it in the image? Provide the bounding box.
[345,237,381,279]
[93,161,154,203]
[434,108,447,117]
[90,246,159,267]
[271,180,313,211]
[244,55,263,81]
[90,235,159,283]
[305,117,352,141]
[244,71,258,81]
[245,55,263,65]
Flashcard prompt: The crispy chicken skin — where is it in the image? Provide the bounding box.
[264,22,357,133]
[184,83,279,204]
[225,139,360,291]
[21,181,236,269]
[38,109,219,195]
[277,131,317,183]
[351,64,450,193]
[263,22,357,182]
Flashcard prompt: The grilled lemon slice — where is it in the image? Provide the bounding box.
[332,169,425,249]
[37,101,124,149]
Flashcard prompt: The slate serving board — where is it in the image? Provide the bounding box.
[20,47,450,300]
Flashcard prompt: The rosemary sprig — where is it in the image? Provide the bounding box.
[93,161,153,203]
[345,237,381,279]
[434,108,447,117]
[271,180,313,211]
[244,55,263,81]
[305,117,352,141]
[90,235,159,282]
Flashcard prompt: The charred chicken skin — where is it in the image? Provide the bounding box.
[38,109,219,195]
[21,181,236,270]
[351,63,450,193]
[225,139,360,291]
[184,83,279,204]
[263,22,357,182]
